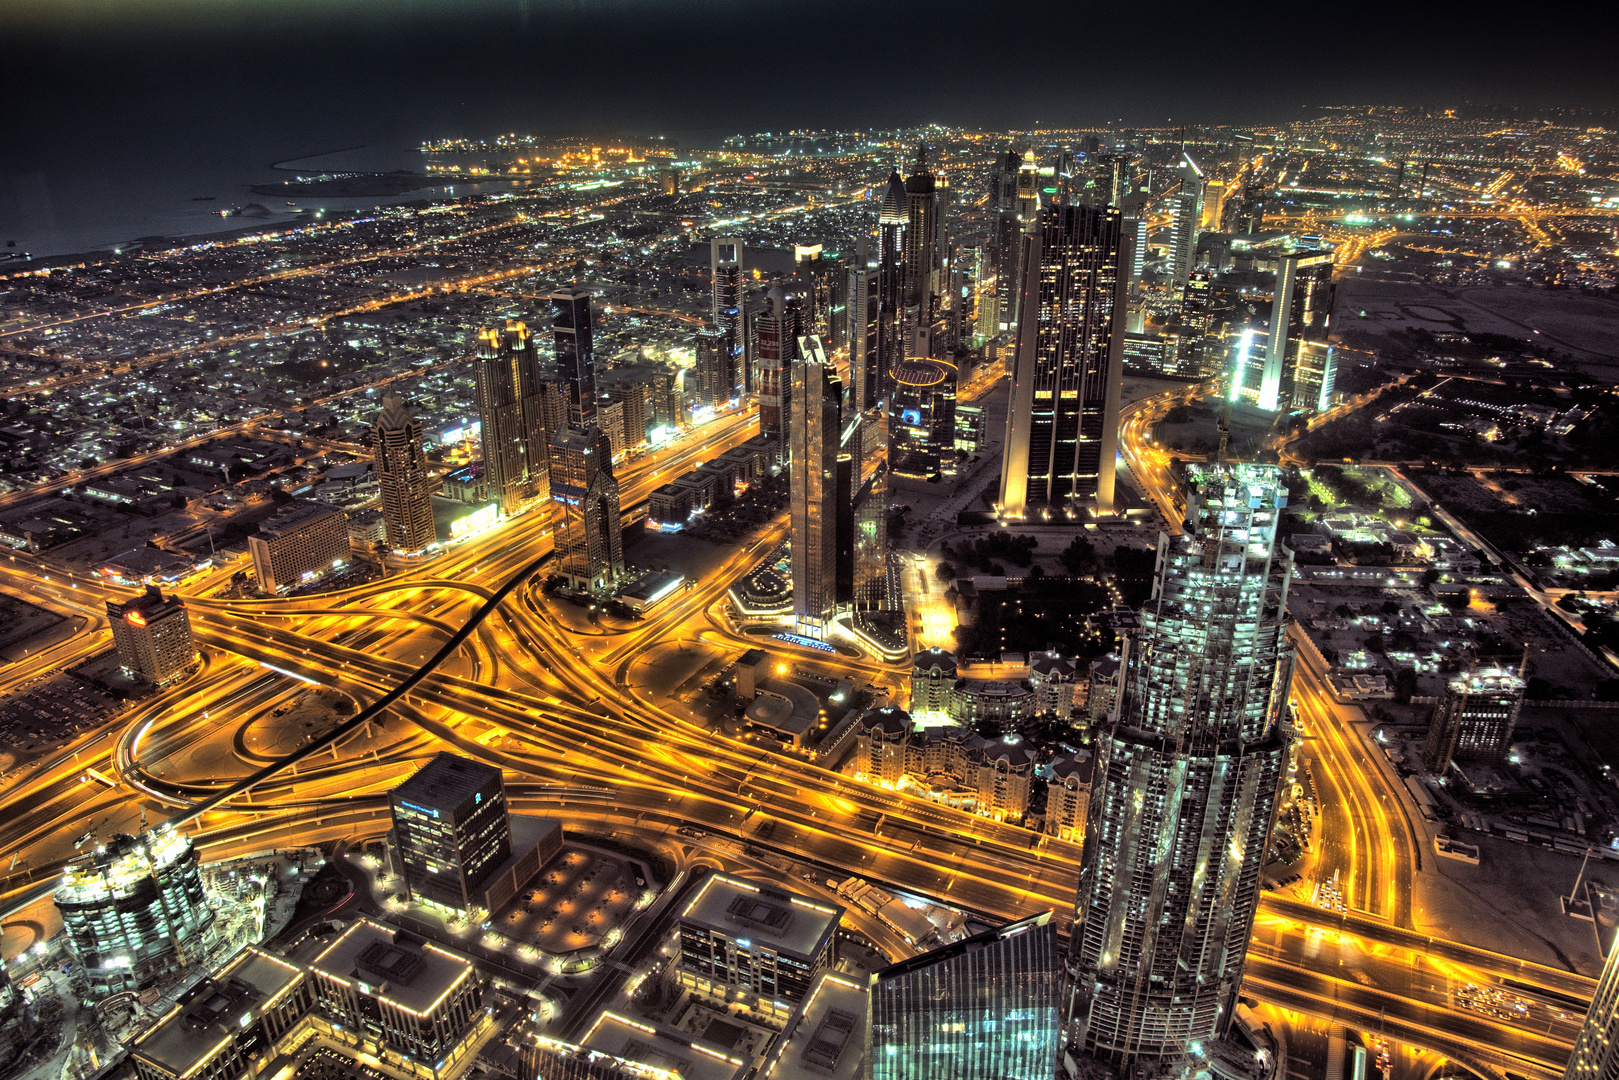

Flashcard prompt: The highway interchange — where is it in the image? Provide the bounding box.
[0,387,1593,1080]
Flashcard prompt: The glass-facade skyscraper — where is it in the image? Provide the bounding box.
[371,389,436,553]
[550,287,597,430]
[790,335,843,638]
[473,320,551,517]
[1066,464,1295,1069]
[999,202,1129,518]
[868,912,1061,1080]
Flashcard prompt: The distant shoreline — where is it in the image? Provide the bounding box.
[269,145,371,172]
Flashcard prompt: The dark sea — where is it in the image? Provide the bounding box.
[0,144,553,261]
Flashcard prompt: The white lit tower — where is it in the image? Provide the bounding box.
[1167,153,1205,284]
[1065,464,1295,1071]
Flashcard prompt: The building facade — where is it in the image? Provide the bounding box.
[1066,464,1295,1068]
[1258,250,1337,413]
[867,913,1061,1080]
[371,390,437,552]
[755,282,809,442]
[107,585,196,685]
[551,287,597,429]
[1000,202,1129,518]
[249,500,349,593]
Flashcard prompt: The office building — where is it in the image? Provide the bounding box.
[249,499,349,593]
[389,752,513,913]
[1167,154,1204,283]
[755,280,809,443]
[675,874,843,1021]
[889,357,957,484]
[371,390,437,552]
[567,1013,748,1080]
[1000,203,1129,518]
[129,948,310,1080]
[791,335,844,638]
[551,424,625,593]
[869,913,1061,1080]
[852,461,889,611]
[798,243,847,349]
[473,321,551,516]
[1422,667,1527,774]
[307,920,486,1079]
[107,585,196,685]
[55,827,217,998]
[1066,464,1294,1067]
[1257,250,1337,413]
[551,287,597,429]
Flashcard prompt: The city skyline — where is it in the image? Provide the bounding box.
[2,100,1618,1080]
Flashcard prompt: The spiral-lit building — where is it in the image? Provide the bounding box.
[54,828,217,998]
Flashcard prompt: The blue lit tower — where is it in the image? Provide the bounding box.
[1065,464,1295,1069]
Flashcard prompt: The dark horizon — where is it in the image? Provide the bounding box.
[4,0,1616,172]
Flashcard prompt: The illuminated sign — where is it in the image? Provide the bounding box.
[399,801,440,820]
[773,633,835,654]
[901,409,922,426]
[126,610,147,628]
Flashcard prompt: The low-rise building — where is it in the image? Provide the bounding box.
[675,875,843,1021]
[130,948,309,1080]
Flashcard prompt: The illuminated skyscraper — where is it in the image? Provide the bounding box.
[847,263,881,413]
[550,287,597,430]
[852,461,889,611]
[371,390,436,553]
[869,913,1061,1080]
[1422,667,1527,774]
[1066,464,1294,1068]
[754,280,809,442]
[473,321,550,516]
[1167,154,1205,283]
[1258,250,1337,413]
[711,236,745,387]
[889,357,957,484]
[876,170,907,407]
[902,146,939,318]
[790,336,843,638]
[694,323,739,409]
[550,425,624,593]
[1000,203,1129,518]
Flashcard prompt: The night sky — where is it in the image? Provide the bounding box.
[2,0,1616,167]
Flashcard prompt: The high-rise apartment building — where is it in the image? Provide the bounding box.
[695,323,740,410]
[790,336,843,639]
[473,321,550,516]
[1000,203,1129,518]
[754,281,809,442]
[711,236,744,341]
[797,244,847,349]
[550,424,625,593]
[108,585,196,685]
[1066,464,1294,1068]
[55,827,217,998]
[1422,667,1527,774]
[868,913,1061,1080]
[888,357,958,484]
[389,752,512,913]
[371,390,437,552]
[551,287,597,430]
[249,500,350,593]
[1258,250,1337,413]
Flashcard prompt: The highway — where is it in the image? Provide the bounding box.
[0,388,1588,1077]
